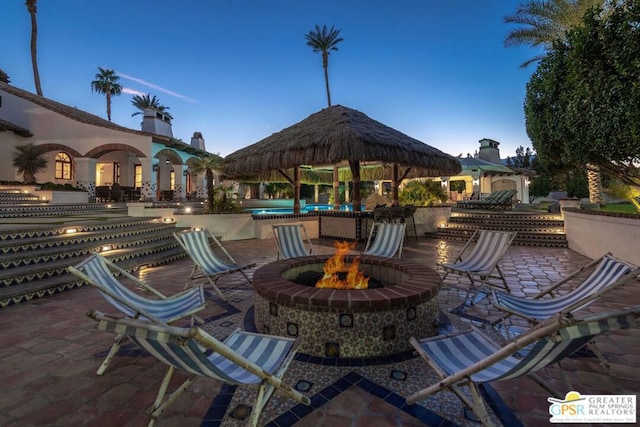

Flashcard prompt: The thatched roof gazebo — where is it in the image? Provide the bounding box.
[223,105,461,213]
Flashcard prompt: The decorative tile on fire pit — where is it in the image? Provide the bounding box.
[286,322,299,337]
[382,325,396,341]
[339,313,353,328]
[407,307,417,321]
[269,302,278,317]
[325,342,340,357]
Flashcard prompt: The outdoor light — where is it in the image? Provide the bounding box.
[193,227,203,231]
[100,245,113,252]
[525,178,531,186]
[40,196,47,201]
[64,228,78,234]
[163,217,175,223]
[472,179,479,186]
[165,159,170,165]
[152,164,159,172]
[184,207,192,213]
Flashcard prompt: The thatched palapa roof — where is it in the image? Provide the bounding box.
[223,105,461,177]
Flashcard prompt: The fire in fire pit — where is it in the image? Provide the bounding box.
[316,241,369,289]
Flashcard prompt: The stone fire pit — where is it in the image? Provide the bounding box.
[252,255,441,358]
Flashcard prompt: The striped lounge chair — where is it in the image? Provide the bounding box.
[406,305,640,426]
[438,229,517,300]
[174,229,255,301]
[87,310,311,427]
[67,254,206,375]
[272,223,315,259]
[491,253,639,371]
[363,222,406,258]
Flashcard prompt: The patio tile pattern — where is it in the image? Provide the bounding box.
[0,236,638,426]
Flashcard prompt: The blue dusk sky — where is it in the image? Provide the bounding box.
[2,0,539,158]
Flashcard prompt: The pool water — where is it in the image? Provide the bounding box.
[246,204,352,215]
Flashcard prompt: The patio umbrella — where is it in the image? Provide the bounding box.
[223,105,461,213]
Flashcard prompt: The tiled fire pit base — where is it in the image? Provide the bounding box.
[252,255,442,358]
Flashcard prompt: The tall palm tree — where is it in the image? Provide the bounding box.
[131,93,173,119]
[306,25,344,210]
[26,0,43,96]
[191,155,222,213]
[305,25,343,107]
[13,143,47,183]
[505,0,605,204]
[91,67,122,122]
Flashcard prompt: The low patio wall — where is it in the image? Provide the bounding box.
[253,214,319,239]
[564,208,640,266]
[127,205,451,243]
[36,190,88,204]
[414,205,452,234]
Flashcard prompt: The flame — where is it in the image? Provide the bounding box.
[316,241,369,289]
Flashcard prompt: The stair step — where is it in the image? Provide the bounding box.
[0,246,187,308]
[426,210,568,248]
[0,227,186,267]
[0,231,186,287]
[0,221,178,254]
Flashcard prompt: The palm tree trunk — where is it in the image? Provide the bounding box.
[106,92,112,121]
[586,164,604,205]
[28,5,43,96]
[322,52,332,107]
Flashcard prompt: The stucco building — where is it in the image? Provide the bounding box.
[0,82,215,201]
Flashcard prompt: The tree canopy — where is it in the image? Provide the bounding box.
[504,0,605,68]
[91,67,122,122]
[131,93,173,119]
[524,0,640,185]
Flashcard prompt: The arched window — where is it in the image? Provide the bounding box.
[55,152,72,180]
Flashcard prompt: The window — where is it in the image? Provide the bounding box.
[170,170,175,190]
[55,152,72,180]
[134,164,142,189]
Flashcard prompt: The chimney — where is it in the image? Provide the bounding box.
[190,132,206,151]
[141,108,173,138]
[478,138,501,163]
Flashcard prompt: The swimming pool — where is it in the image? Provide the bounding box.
[246,204,352,215]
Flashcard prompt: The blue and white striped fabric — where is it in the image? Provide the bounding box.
[273,224,312,259]
[98,319,294,385]
[441,230,515,274]
[363,223,406,258]
[416,306,639,384]
[77,254,205,323]
[178,230,244,275]
[494,255,634,320]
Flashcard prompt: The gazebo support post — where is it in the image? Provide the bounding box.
[391,164,412,206]
[277,168,301,215]
[391,163,400,206]
[333,166,340,210]
[293,166,301,215]
[349,160,361,212]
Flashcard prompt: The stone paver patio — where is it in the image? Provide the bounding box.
[0,236,638,426]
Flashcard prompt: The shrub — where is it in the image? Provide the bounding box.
[399,180,447,206]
